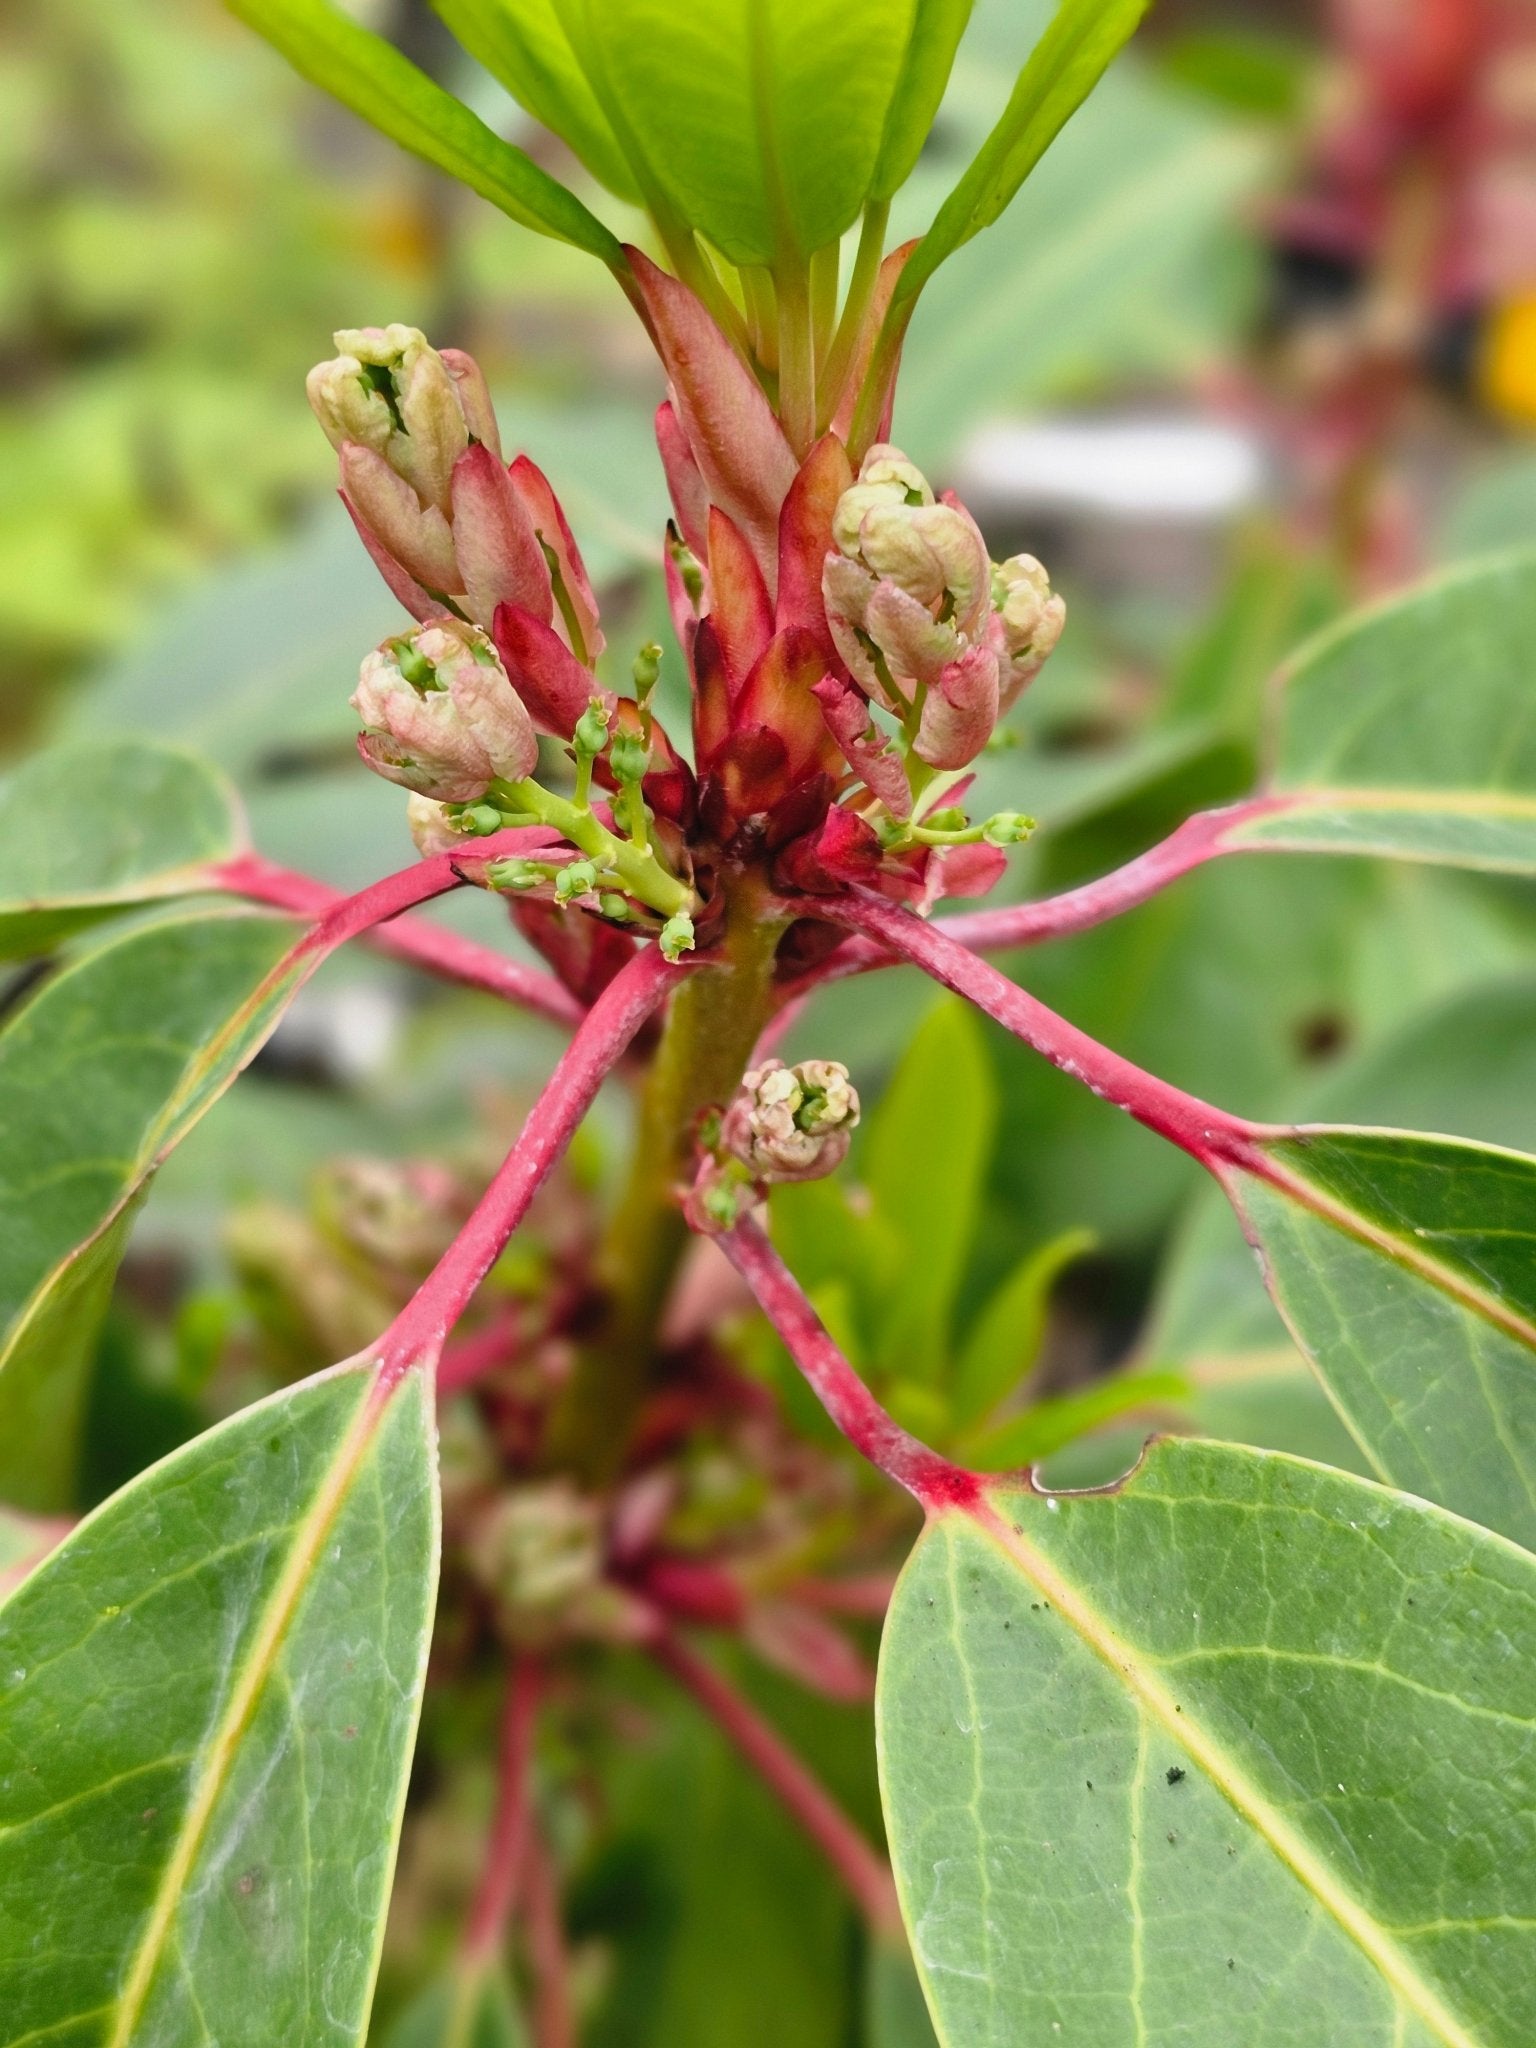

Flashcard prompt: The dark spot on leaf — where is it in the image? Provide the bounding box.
[140,1808,157,1824]
[1166,1766,1186,1785]
[1228,1959,1235,1970]
[1166,1831,1177,1845]
[267,1436,282,1454]
[236,1869,261,1897]
[342,1725,358,1740]
[1086,1780,1094,1791]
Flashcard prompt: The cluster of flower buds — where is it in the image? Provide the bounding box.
[822,444,1065,775]
[686,1058,861,1232]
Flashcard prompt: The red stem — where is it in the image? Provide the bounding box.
[718,1214,977,1512]
[648,1624,902,1939]
[378,946,678,1378]
[465,1656,542,1963]
[829,893,1268,1173]
[522,1815,576,2048]
[934,798,1286,954]
[212,846,582,1029]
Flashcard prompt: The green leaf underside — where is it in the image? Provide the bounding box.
[554,0,918,266]
[1231,550,1536,873]
[0,742,243,960]
[897,0,1150,306]
[0,912,301,1509]
[226,0,623,262]
[878,1438,1536,2048]
[1230,1128,1536,1549]
[429,0,641,201]
[0,1362,439,2046]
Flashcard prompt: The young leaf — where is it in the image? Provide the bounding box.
[1228,1126,1536,1549]
[0,1358,438,2044]
[428,0,639,202]
[869,0,975,202]
[952,1225,1094,1429]
[892,0,1151,310]
[386,1961,529,2046]
[0,740,244,959]
[0,911,298,1509]
[963,1367,1190,1470]
[879,1438,1536,2046]
[1226,550,1536,872]
[863,998,996,1381]
[226,0,626,265]
[554,0,920,266]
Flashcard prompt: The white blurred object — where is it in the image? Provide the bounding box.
[955,414,1269,524]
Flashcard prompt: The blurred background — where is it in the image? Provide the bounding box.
[4,1,1536,2028]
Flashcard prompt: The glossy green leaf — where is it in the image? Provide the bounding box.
[0,1358,438,2045]
[1228,1125,1536,1549]
[386,1962,528,2047]
[894,0,1150,308]
[952,1226,1093,1429]
[554,0,919,265]
[428,0,638,201]
[0,740,243,959]
[226,0,625,264]
[865,999,995,1379]
[1225,550,1536,872]
[871,0,975,201]
[0,910,300,1508]
[879,1438,1536,2046]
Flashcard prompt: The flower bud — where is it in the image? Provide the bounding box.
[351,619,538,802]
[720,1058,860,1183]
[993,553,1066,707]
[309,324,493,515]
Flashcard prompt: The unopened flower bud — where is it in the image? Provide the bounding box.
[992,553,1066,706]
[351,619,537,802]
[721,1058,860,1184]
[308,325,494,516]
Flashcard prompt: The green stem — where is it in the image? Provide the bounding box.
[546,881,786,1477]
[776,258,816,457]
[810,239,840,376]
[819,199,889,431]
[493,779,692,920]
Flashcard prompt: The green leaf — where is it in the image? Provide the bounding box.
[226,0,625,265]
[864,998,996,1379]
[879,1438,1536,2046]
[428,0,639,201]
[0,911,300,1508]
[0,740,244,959]
[952,1226,1094,1429]
[1228,1125,1536,1549]
[1225,550,1536,872]
[871,0,975,201]
[385,1962,528,2047]
[894,0,1151,308]
[554,0,920,266]
[964,1367,1190,1470]
[0,1358,438,2044]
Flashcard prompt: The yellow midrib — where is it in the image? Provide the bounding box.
[106,1372,391,2046]
[1242,1154,1536,1357]
[957,1501,1483,2048]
